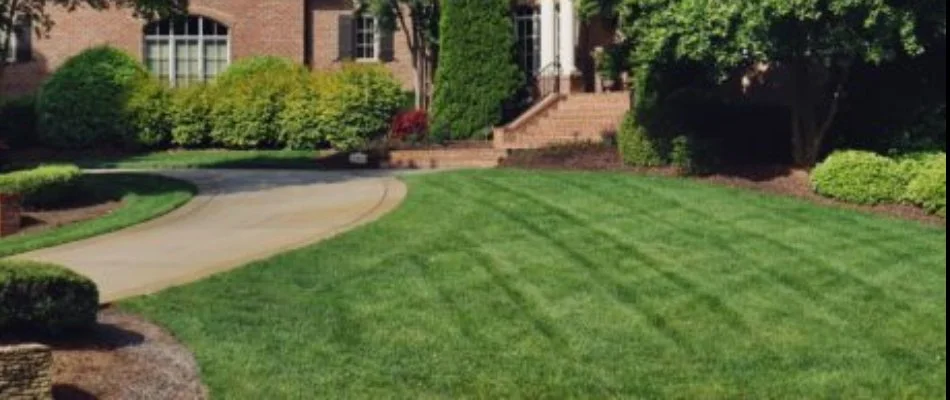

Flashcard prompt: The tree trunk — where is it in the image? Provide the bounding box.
[787,59,848,167]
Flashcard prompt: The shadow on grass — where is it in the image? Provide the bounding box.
[6,149,389,171]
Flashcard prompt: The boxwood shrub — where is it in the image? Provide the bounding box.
[904,153,947,216]
[36,46,151,149]
[0,165,82,196]
[811,151,907,205]
[0,260,99,338]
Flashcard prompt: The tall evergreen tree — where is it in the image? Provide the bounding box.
[430,0,521,140]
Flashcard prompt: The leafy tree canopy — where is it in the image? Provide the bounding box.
[610,0,944,165]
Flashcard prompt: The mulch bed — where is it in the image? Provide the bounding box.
[19,202,122,236]
[38,308,205,400]
[501,144,946,227]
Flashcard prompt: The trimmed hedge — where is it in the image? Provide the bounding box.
[811,151,906,205]
[430,0,522,140]
[811,150,947,215]
[36,46,151,149]
[0,260,99,337]
[618,111,665,167]
[0,165,82,195]
[209,57,308,149]
[904,154,947,216]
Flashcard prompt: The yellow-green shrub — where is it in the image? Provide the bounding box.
[170,84,214,148]
[811,151,907,205]
[127,78,172,148]
[0,165,82,195]
[618,111,666,167]
[209,57,308,149]
[276,64,404,151]
[904,153,947,216]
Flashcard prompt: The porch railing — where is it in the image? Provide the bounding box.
[535,61,561,100]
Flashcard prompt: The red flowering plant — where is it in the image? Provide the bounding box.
[389,110,430,147]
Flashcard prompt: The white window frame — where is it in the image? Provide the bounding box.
[354,14,380,62]
[143,16,231,86]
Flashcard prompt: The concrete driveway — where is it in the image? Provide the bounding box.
[14,170,407,303]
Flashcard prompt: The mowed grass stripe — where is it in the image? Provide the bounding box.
[124,169,946,399]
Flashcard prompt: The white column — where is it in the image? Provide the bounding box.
[539,0,557,75]
[558,0,576,76]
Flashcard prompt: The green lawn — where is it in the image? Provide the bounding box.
[123,170,946,399]
[0,173,195,257]
[8,150,329,170]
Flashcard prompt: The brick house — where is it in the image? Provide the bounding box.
[3,0,629,150]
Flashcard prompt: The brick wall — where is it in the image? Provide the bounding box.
[1,0,416,96]
[0,344,53,400]
[307,0,416,89]
[0,194,22,237]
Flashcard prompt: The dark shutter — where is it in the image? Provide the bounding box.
[14,23,32,63]
[379,28,395,62]
[338,14,355,61]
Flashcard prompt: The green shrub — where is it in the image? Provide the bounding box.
[214,56,296,86]
[36,46,151,149]
[670,135,694,172]
[210,57,307,149]
[0,94,37,148]
[276,77,326,150]
[169,84,214,148]
[904,153,947,216]
[430,0,522,139]
[277,65,404,151]
[618,111,665,167]
[811,151,906,205]
[0,260,98,338]
[330,64,405,150]
[127,78,173,148]
[0,165,82,196]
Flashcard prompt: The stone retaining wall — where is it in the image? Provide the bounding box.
[0,344,53,400]
[386,148,508,169]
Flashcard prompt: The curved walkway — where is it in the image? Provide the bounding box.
[15,170,407,303]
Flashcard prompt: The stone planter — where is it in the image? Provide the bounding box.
[0,193,22,238]
[0,344,53,400]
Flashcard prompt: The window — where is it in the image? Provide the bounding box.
[144,16,229,86]
[2,21,32,64]
[514,7,540,75]
[354,15,378,61]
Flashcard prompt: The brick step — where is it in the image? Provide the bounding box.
[385,148,508,169]
[558,97,631,107]
[530,120,619,132]
[545,110,627,120]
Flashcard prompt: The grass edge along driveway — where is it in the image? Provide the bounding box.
[123,169,946,399]
[0,173,196,258]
